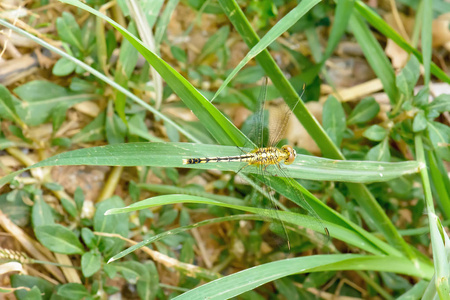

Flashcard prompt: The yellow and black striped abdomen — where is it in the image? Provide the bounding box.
[182,147,289,166]
[182,154,255,165]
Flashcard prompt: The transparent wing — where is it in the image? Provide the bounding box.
[271,164,329,238]
[269,84,304,147]
[257,164,292,250]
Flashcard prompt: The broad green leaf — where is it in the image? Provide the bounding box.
[323,95,346,147]
[14,80,98,126]
[347,97,380,125]
[171,45,187,63]
[56,12,83,51]
[426,94,450,117]
[0,84,21,124]
[35,224,84,255]
[9,125,32,143]
[396,56,420,97]
[413,111,427,132]
[71,111,106,143]
[81,250,102,277]
[0,137,15,150]
[51,102,70,132]
[11,275,54,299]
[52,57,76,76]
[363,125,387,141]
[57,283,89,300]
[427,121,450,160]
[0,192,31,227]
[93,196,128,258]
[413,86,429,108]
[32,197,55,227]
[60,197,78,218]
[137,262,159,300]
[114,261,149,283]
[81,228,97,250]
[212,0,321,101]
[74,186,84,211]
[366,138,391,162]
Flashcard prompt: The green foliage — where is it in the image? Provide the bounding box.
[0,0,449,299]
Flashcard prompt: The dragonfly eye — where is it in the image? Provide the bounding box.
[282,145,296,165]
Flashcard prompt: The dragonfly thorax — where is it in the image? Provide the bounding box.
[248,145,296,166]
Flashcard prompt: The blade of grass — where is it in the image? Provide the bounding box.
[171,254,433,300]
[427,151,450,219]
[322,0,355,62]
[421,0,432,86]
[354,1,450,84]
[211,0,321,102]
[105,195,407,261]
[349,13,398,104]
[0,142,421,186]
[415,135,450,298]
[59,0,247,147]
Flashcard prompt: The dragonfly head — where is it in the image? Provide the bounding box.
[281,145,296,165]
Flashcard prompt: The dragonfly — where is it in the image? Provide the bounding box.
[183,77,328,247]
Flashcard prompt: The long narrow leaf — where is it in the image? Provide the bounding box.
[172,254,433,300]
[212,0,321,102]
[60,0,247,147]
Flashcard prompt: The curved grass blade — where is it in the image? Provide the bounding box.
[59,0,247,147]
[349,13,398,104]
[172,254,433,300]
[354,1,450,84]
[211,0,321,102]
[0,142,421,188]
[105,195,407,261]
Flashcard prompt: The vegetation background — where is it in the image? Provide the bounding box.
[0,0,449,299]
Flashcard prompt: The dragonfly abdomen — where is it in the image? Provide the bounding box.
[182,147,289,166]
[182,154,255,165]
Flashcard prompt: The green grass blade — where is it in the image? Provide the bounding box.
[349,13,398,104]
[218,0,341,159]
[172,254,433,300]
[105,195,404,261]
[421,0,432,86]
[211,0,321,102]
[354,1,450,84]
[59,0,247,147]
[322,0,355,61]
[427,151,450,219]
[415,135,450,298]
[0,142,420,185]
